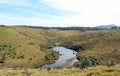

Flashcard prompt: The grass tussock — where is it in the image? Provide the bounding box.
[0,65,120,76]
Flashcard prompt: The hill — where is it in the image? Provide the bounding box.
[0,26,120,68]
[96,24,120,29]
[59,29,120,66]
[0,26,61,68]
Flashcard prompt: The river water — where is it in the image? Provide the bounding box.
[41,46,78,68]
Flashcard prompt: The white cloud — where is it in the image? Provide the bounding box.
[43,0,120,13]
[42,0,120,26]
[0,0,120,27]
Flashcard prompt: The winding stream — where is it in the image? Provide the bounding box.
[41,46,78,68]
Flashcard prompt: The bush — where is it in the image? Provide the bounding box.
[89,56,101,66]
[74,56,101,69]
[17,53,24,59]
[45,51,59,64]
[10,51,16,58]
[74,57,91,69]
[0,59,4,63]
[106,59,116,67]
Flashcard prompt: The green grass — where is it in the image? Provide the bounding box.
[0,28,8,36]
[0,43,18,51]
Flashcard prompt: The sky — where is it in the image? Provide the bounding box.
[0,0,120,27]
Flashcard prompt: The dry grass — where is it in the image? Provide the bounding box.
[0,65,120,76]
[0,26,62,67]
[0,26,80,68]
[61,30,120,64]
[0,26,120,68]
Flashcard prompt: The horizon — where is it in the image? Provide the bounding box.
[0,24,120,28]
[0,0,120,27]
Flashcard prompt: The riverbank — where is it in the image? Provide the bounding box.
[41,46,78,69]
[0,65,120,76]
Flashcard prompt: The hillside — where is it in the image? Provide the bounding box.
[0,26,82,68]
[60,30,120,65]
[96,24,120,29]
[0,26,120,68]
[0,26,62,68]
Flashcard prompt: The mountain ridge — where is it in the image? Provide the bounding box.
[96,24,120,29]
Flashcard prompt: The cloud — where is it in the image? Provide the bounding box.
[43,0,120,13]
[0,0,75,26]
[41,0,120,26]
[0,0,120,27]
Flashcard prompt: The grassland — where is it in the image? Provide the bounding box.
[0,26,82,68]
[0,26,62,68]
[0,28,8,36]
[60,30,120,65]
[0,25,120,70]
[0,65,120,76]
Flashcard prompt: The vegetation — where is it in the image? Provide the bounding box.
[0,26,61,68]
[74,56,101,69]
[22,26,102,31]
[0,65,120,76]
[0,25,120,71]
[45,51,59,64]
[61,30,120,65]
[0,28,8,36]
[0,43,18,51]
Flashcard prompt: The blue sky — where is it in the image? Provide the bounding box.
[0,0,120,27]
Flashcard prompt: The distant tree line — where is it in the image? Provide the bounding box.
[22,25,120,30]
[111,26,120,29]
[1,25,120,31]
[21,26,103,31]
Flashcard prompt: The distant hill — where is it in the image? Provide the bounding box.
[96,24,119,29]
[22,26,102,31]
